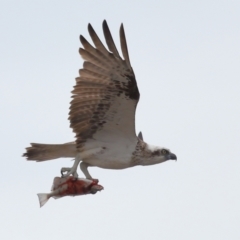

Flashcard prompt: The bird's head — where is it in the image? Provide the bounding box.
[137,132,177,165]
[142,144,177,166]
[151,147,177,161]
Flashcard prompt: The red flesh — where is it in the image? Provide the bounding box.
[52,177,102,197]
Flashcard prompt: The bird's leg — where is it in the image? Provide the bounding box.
[61,167,78,178]
[80,162,95,180]
[61,155,81,178]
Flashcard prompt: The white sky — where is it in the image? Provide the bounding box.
[1,1,240,239]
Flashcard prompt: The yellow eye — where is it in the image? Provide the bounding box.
[161,149,168,155]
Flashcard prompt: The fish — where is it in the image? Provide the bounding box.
[37,176,103,207]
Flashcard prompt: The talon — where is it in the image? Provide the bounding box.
[61,167,78,179]
[61,167,69,177]
[60,156,81,178]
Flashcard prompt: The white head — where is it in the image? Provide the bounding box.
[136,132,177,166]
[142,143,177,166]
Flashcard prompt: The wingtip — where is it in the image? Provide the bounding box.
[79,35,87,45]
[102,20,107,30]
[88,23,93,32]
[79,47,84,55]
[119,23,131,67]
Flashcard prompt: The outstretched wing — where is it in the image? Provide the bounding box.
[69,20,140,149]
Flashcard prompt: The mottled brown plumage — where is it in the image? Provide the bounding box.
[69,20,139,149]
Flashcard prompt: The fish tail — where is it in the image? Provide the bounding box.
[37,193,50,207]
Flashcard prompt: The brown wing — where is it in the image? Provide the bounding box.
[69,20,140,148]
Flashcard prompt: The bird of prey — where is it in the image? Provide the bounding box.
[23,20,177,179]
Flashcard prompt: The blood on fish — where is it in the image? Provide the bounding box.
[37,176,103,207]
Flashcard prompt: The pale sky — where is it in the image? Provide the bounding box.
[1,1,240,239]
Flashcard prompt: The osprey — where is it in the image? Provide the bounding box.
[23,20,177,179]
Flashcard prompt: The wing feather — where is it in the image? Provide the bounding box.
[83,62,109,76]
[88,23,109,55]
[76,77,110,85]
[72,88,106,94]
[69,21,140,148]
[120,24,131,68]
[79,48,109,70]
[79,68,110,80]
[102,20,121,58]
[80,36,117,67]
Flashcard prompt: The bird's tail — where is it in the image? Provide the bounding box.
[37,193,50,207]
[22,142,77,161]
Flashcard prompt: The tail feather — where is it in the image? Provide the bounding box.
[22,142,77,161]
[37,193,50,207]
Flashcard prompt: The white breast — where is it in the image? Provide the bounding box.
[81,136,138,169]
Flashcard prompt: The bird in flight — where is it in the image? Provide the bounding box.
[23,20,177,179]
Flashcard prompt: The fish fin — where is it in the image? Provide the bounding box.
[37,193,50,207]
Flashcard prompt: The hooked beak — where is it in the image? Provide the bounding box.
[168,153,177,161]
